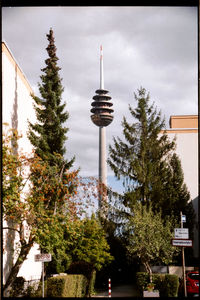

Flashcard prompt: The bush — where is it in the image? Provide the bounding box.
[164,274,179,297]
[67,261,96,297]
[10,276,25,297]
[47,274,87,297]
[75,274,87,297]
[136,272,149,292]
[151,273,165,295]
[136,272,179,297]
[136,272,164,293]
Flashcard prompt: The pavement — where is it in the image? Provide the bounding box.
[93,283,141,298]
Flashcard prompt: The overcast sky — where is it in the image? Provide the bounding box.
[2,6,198,191]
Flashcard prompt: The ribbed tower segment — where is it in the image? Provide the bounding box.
[91,46,114,127]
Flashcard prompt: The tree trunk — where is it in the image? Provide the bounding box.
[142,260,152,282]
[3,236,34,297]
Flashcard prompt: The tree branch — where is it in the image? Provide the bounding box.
[3,227,20,234]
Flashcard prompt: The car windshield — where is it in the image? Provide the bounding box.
[188,273,199,280]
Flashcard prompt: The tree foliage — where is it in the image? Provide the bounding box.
[3,126,110,296]
[107,87,195,271]
[28,28,74,169]
[45,213,114,297]
[2,126,79,296]
[3,126,24,223]
[69,213,113,271]
[108,87,194,224]
[126,202,180,276]
[3,29,114,296]
[67,214,114,297]
[108,87,175,207]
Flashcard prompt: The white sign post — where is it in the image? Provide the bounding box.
[172,212,192,297]
[182,215,186,223]
[35,253,52,262]
[35,254,52,297]
[174,228,189,239]
[172,239,193,247]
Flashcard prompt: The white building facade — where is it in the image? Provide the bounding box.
[2,42,42,285]
[164,115,198,259]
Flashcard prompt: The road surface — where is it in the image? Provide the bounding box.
[93,283,141,297]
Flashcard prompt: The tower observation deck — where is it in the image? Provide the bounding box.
[91,46,114,127]
[91,89,114,127]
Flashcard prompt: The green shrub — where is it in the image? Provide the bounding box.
[136,272,149,292]
[31,280,48,297]
[24,285,35,297]
[74,274,87,297]
[136,272,179,297]
[151,273,165,294]
[67,262,96,297]
[164,274,179,297]
[47,274,87,297]
[10,276,25,297]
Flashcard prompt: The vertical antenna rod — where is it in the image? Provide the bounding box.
[100,45,104,89]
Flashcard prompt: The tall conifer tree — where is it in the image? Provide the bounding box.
[108,87,194,224]
[28,28,74,169]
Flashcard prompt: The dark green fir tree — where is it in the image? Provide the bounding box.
[28,28,74,169]
[163,153,195,235]
[108,87,195,225]
[108,87,175,209]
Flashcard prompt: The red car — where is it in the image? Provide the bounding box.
[186,271,199,296]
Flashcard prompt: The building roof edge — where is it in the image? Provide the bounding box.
[2,41,34,95]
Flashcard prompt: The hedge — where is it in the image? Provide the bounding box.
[136,272,179,297]
[164,274,179,297]
[47,274,87,297]
[10,277,25,297]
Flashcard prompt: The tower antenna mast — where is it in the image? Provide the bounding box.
[100,45,104,90]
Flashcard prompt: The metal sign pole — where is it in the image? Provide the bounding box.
[35,253,52,297]
[181,211,187,297]
[42,261,44,298]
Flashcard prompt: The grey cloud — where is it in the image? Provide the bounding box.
[2,6,197,180]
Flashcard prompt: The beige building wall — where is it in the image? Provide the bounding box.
[2,42,42,283]
[164,115,198,258]
[169,115,198,130]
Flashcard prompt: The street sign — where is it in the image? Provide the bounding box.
[172,239,192,247]
[35,253,52,262]
[174,228,189,239]
[182,215,186,223]
[35,254,52,298]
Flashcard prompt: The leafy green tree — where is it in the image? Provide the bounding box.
[2,125,23,218]
[71,214,113,269]
[126,202,180,280]
[28,28,74,169]
[2,126,79,296]
[66,214,114,297]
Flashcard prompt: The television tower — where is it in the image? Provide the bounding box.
[90,46,114,209]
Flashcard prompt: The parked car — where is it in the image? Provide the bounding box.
[179,271,199,297]
[186,271,199,296]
